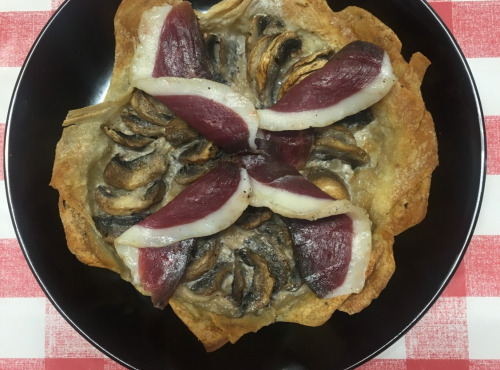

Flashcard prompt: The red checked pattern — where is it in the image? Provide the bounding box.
[486,116,500,175]
[0,239,44,298]
[1,1,499,369]
[0,124,4,180]
[0,12,54,67]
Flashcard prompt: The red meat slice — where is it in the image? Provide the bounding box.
[285,215,353,298]
[138,239,195,308]
[153,2,212,79]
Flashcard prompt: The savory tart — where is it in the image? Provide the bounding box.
[50,0,438,351]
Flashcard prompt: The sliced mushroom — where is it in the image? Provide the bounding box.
[238,248,274,313]
[102,124,155,150]
[206,34,239,83]
[189,262,232,296]
[128,87,199,146]
[206,34,224,83]
[183,238,222,282]
[163,116,200,147]
[278,50,334,99]
[103,150,168,190]
[316,124,357,144]
[302,167,350,200]
[245,222,293,294]
[247,34,276,92]
[178,137,219,165]
[94,180,166,216]
[129,89,175,127]
[235,207,273,230]
[231,253,247,306]
[245,14,273,55]
[93,213,148,244]
[285,265,304,292]
[122,112,166,137]
[258,222,293,251]
[173,160,216,186]
[259,222,304,292]
[256,31,302,91]
[311,125,370,168]
[249,31,302,107]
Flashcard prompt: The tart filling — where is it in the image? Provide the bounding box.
[51,0,438,352]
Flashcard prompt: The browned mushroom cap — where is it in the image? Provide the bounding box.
[231,253,247,307]
[102,124,155,150]
[205,34,223,82]
[235,207,273,230]
[183,238,222,282]
[178,137,219,165]
[247,34,276,89]
[163,116,200,147]
[173,160,216,186]
[205,34,240,83]
[129,89,175,127]
[189,262,233,296]
[247,31,302,107]
[246,223,293,294]
[245,14,273,55]
[93,213,148,244]
[94,179,166,216]
[122,112,166,137]
[256,32,302,98]
[302,167,350,200]
[128,89,199,146]
[237,248,274,313]
[311,125,370,168]
[103,150,168,190]
[278,50,334,99]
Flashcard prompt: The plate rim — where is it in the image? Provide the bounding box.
[3,0,487,368]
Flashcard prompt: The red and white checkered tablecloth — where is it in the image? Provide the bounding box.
[1,0,499,369]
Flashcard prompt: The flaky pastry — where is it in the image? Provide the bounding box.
[51,0,438,351]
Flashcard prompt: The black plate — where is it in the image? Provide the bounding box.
[4,0,485,369]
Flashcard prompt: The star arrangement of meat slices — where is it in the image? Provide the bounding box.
[51,0,438,351]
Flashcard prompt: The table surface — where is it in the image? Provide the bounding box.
[1,0,499,369]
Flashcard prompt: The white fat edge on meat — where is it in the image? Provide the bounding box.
[114,168,251,248]
[275,198,371,298]
[248,176,335,219]
[275,197,372,296]
[133,77,259,150]
[115,245,144,291]
[131,5,173,81]
[323,204,372,297]
[313,200,372,297]
[256,52,396,130]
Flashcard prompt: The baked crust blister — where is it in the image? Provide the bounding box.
[50,0,438,351]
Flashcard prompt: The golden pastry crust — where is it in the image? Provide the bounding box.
[50,0,438,351]
[51,95,132,277]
